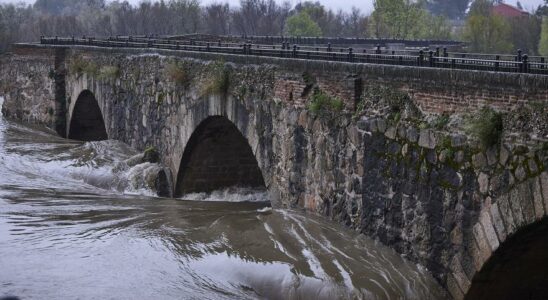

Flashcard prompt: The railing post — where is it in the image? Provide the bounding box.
[522,54,529,73]
[451,58,456,69]
[293,45,297,58]
[40,36,44,44]
[429,50,434,67]
[418,50,424,66]
[495,55,500,72]
[327,43,332,52]
[348,47,353,62]
[541,57,545,70]
[206,42,210,52]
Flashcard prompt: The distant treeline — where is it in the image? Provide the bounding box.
[0,0,547,55]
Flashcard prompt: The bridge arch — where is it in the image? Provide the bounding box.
[447,174,548,300]
[174,115,266,197]
[68,90,108,141]
[465,218,548,300]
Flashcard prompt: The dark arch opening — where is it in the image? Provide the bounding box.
[465,217,548,300]
[175,116,265,196]
[68,90,108,141]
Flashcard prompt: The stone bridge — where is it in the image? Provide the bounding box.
[1,43,547,299]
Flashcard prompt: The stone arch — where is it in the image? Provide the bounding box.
[68,90,107,141]
[174,115,266,196]
[465,217,548,300]
[446,173,548,300]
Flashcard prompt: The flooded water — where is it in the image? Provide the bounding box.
[0,97,445,299]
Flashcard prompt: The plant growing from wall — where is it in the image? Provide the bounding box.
[431,113,450,130]
[465,106,504,149]
[69,56,98,77]
[203,61,231,96]
[98,66,120,81]
[165,61,191,86]
[307,89,344,116]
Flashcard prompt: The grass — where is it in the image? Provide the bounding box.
[307,89,344,116]
[98,66,120,81]
[465,107,503,149]
[165,62,190,86]
[202,61,231,96]
[69,56,98,76]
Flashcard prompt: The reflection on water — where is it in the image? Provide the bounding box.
[0,98,446,299]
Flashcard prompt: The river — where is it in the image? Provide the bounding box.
[0,97,445,299]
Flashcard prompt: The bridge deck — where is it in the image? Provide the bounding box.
[38,36,548,75]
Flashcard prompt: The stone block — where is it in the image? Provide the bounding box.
[517,181,535,224]
[384,126,397,139]
[486,147,498,166]
[496,194,517,236]
[447,273,465,300]
[532,176,545,220]
[450,256,471,294]
[406,127,419,143]
[418,129,436,149]
[478,172,489,195]
[499,144,510,166]
[480,210,500,251]
[508,187,526,227]
[472,153,487,169]
[514,164,527,182]
[489,202,507,242]
[541,172,548,214]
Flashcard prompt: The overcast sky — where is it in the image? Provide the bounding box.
[0,0,545,13]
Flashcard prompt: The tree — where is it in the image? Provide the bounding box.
[370,0,450,39]
[463,0,514,53]
[425,0,470,19]
[284,11,322,37]
[540,17,548,56]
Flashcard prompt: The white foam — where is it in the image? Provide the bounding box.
[181,186,270,203]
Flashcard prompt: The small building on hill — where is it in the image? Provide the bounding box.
[492,3,529,18]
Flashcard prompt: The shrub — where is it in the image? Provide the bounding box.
[431,113,450,130]
[165,62,190,86]
[98,66,120,81]
[203,61,231,96]
[69,56,98,76]
[465,107,503,149]
[307,89,344,116]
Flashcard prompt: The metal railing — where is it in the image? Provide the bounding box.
[39,36,548,75]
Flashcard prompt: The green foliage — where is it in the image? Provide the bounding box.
[284,11,322,37]
[69,56,98,76]
[370,0,451,39]
[307,89,344,116]
[465,107,504,149]
[431,113,450,130]
[463,0,514,53]
[203,61,231,96]
[540,17,548,56]
[165,62,190,86]
[426,0,470,19]
[98,66,120,81]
